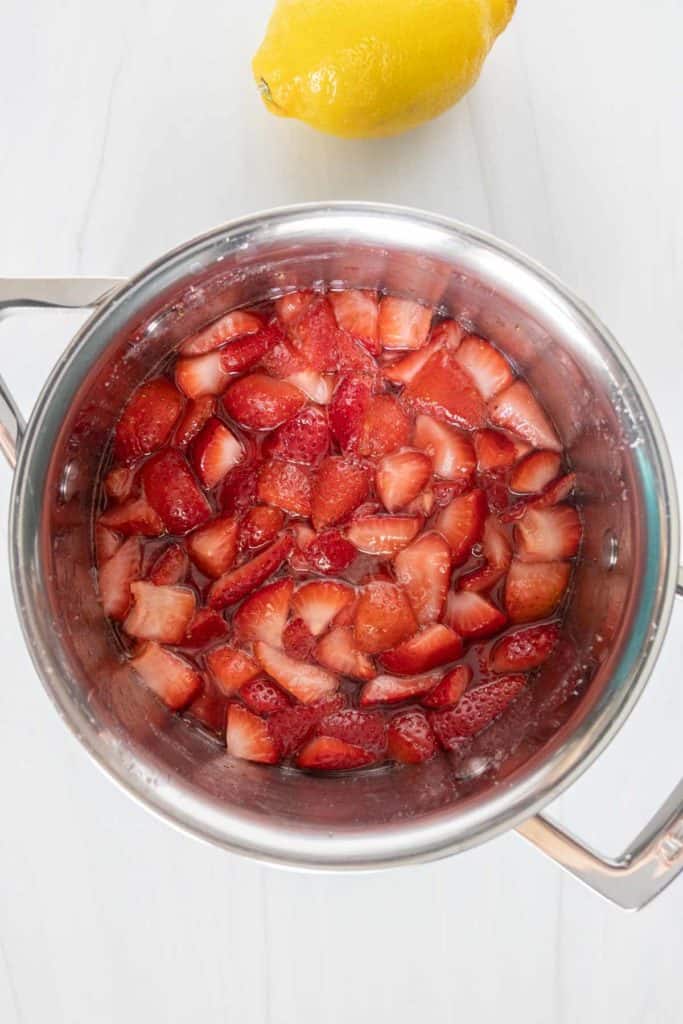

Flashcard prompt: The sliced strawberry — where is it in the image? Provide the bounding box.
[378,296,432,350]
[329,289,380,352]
[173,396,216,448]
[302,529,357,575]
[359,672,440,706]
[354,581,418,654]
[103,465,136,503]
[504,559,571,623]
[283,617,317,660]
[421,664,472,709]
[261,334,306,378]
[375,449,432,512]
[95,524,121,565]
[114,377,183,464]
[190,417,243,489]
[141,449,211,534]
[206,644,260,695]
[393,531,452,625]
[240,505,286,550]
[99,495,164,537]
[387,709,437,763]
[379,624,463,675]
[315,708,386,755]
[239,677,290,715]
[435,489,487,564]
[454,335,514,400]
[489,380,562,452]
[257,459,312,517]
[429,674,527,743]
[184,682,228,739]
[268,705,318,758]
[183,608,228,648]
[123,581,196,644]
[515,505,581,562]
[382,336,442,385]
[432,479,473,506]
[490,622,561,672]
[275,290,315,328]
[175,351,230,399]
[254,641,339,704]
[227,704,279,764]
[208,535,293,610]
[457,515,511,592]
[223,373,306,429]
[444,590,507,639]
[510,450,562,494]
[218,323,281,374]
[293,580,354,636]
[405,488,435,517]
[179,309,263,356]
[284,370,335,405]
[346,515,421,557]
[474,429,517,472]
[429,318,466,351]
[297,735,375,770]
[131,642,202,710]
[311,457,371,531]
[262,405,330,465]
[149,543,188,585]
[99,536,141,619]
[412,415,475,484]
[531,472,576,508]
[403,348,486,429]
[315,627,376,681]
[220,463,259,513]
[187,515,239,578]
[289,295,340,371]
[336,329,383,378]
[328,375,373,453]
[358,394,411,459]
[233,578,293,646]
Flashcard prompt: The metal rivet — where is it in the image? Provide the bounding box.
[59,460,79,504]
[602,529,619,570]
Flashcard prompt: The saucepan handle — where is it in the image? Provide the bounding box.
[519,574,683,911]
[0,277,127,468]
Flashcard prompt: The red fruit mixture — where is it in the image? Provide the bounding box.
[96,287,581,771]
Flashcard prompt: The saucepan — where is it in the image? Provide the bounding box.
[2,203,682,910]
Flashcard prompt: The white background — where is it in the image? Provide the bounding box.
[2,1,683,1021]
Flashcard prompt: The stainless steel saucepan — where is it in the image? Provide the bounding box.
[2,203,682,909]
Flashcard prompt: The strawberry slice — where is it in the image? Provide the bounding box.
[261,333,306,378]
[336,330,383,378]
[454,335,514,399]
[275,290,315,328]
[175,351,231,399]
[412,415,475,484]
[289,295,340,372]
[131,642,202,710]
[149,543,188,585]
[328,375,373,453]
[187,514,239,578]
[103,465,136,503]
[510,450,562,494]
[357,394,411,459]
[421,664,472,709]
[359,672,440,706]
[95,524,121,565]
[184,682,228,739]
[375,449,432,512]
[233,578,293,646]
[284,370,335,405]
[227,704,279,764]
[489,380,562,452]
[254,641,339,704]
[220,463,259,513]
[457,515,512,592]
[315,627,376,681]
[262,405,330,465]
[208,535,293,610]
[354,581,418,654]
[190,417,243,489]
[141,449,211,534]
[402,348,487,430]
[531,472,576,508]
[206,644,260,695]
[311,457,371,531]
[99,536,141,619]
[429,674,527,743]
[434,489,487,564]
[240,505,286,550]
[114,377,183,464]
[183,608,228,648]
[257,459,312,517]
[268,699,345,758]
[346,515,421,557]
[378,296,432,350]
[504,559,571,623]
[283,617,317,660]
[382,336,443,385]
[301,529,357,575]
[429,318,466,351]
[329,289,380,352]
[123,581,196,644]
[179,309,263,356]
[515,505,581,562]
[99,496,164,537]
[223,373,306,429]
[292,580,354,636]
[387,709,438,763]
[489,622,561,672]
[405,488,435,517]
[239,677,290,715]
[473,429,517,472]
[315,708,387,755]
[444,590,507,639]
[174,396,216,448]
[218,323,281,374]
[379,624,463,675]
[393,531,452,625]
[297,735,375,770]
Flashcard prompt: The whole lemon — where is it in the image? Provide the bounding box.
[252,0,515,138]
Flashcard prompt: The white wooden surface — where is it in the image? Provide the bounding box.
[2,2,683,1021]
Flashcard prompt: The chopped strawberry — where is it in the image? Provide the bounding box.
[240,505,286,550]
[184,682,228,739]
[239,677,290,715]
[393,531,452,625]
[218,323,281,373]
[429,674,527,743]
[303,529,357,575]
[284,370,335,405]
[289,295,340,372]
[174,396,216,448]
[220,463,259,513]
[432,479,473,506]
[175,351,231,399]
[474,429,517,472]
[257,459,312,517]
[421,664,472,709]
[531,472,576,508]
[190,417,243,489]
[95,524,121,565]
[489,380,562,452]
[429,318,466,351]
[179,309,263,356]
[504,559,571,623]
[275,290,315,328]
[268,705,318,758]
[261,334,306,378]
[328,375,373,452]
[99,496,164,537]
[223,373,306,429]
[490,622,560,672]
[131,642,202,710]
[141,449,211,534]
[329,289,380,352]
[454,335,514,400]
[315,708,386,755]
[227,704,279,764]
[293,580,354,636]
[457,515,511,592]
[103,465,136,503]
[183,608,228,648]
[297,735,375,770]
[378,296,432,350]
[114,377,183,464]
[123,581,196,644]
[262,405,330,465]
[254,641,339,704]
[510,450,562,494]
[515,505,581,562]
[412,415,475,484]
[434,489,487,564]
[187,515,239,578]
[382,336,443,385]
[359,672,440,706]
[387,709,437,763]
[358,394,411,459]
[402,347,486,430]
[336,329,383,378]
[311,457,371,531]
[208,535,293,610]
[405,488,435,517]
[99,536,141,619]
[206,644,260,695]
[379,624,463,675]
[354,581,418,654]
[283,617,317,660]
[149,543,188,585]
[444,590,507,639]
[233,578,293,646]
[346,515,421,557]
[375,449,432,512]
[315,627,376,681]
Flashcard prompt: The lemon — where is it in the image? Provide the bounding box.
[252,0,515,138]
